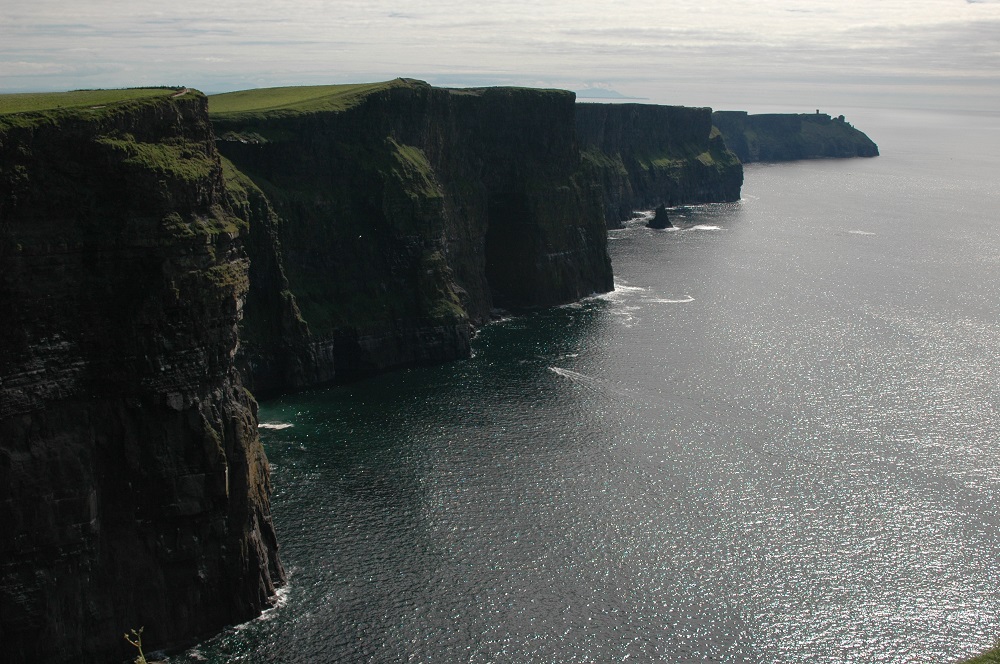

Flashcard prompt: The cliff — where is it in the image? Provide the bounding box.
[210,79,614,393]
[712,111,879,162]
[0,81,619,661]
[0,91,284,663]
[0,81,753,662]
[575,103,743,227]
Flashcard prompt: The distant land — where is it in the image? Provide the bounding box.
[712,110,879,162]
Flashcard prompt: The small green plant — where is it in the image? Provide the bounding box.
[124,626,148,664]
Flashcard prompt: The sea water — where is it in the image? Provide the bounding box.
[173,107,1000,663]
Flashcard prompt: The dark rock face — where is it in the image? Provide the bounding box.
[647,205,672,229]
[214,81,614,394]
[575,103,744,228]
[0,94,284,663]
[712,111,880,162]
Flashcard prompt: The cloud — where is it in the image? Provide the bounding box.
[1,0,998,109]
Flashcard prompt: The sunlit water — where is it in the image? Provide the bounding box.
[172,108,1000,663]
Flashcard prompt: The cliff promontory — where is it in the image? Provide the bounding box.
[210,79,614,393]
[712,110,879,162]
[0,90,284,663]
[575,103,743,227]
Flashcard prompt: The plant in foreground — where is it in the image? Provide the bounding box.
[124,626,148,664]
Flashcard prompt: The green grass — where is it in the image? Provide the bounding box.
[208,80,418,118]
[96,137,216,184]
[0,88,181,115]
[581,147,629,177]
[389,139,440,200]
[961,644,1000,663]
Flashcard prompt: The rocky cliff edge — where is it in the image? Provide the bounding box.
[0,90,285,663]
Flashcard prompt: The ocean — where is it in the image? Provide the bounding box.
[172,107,1000,663]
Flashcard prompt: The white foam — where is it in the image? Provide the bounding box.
[259,585,291,619]
[550,366,605,387]
[549,366,632,398]
[647,296,695,304]
[598,282,647,306]
[549,367,607,389]
[610,282,648,294]
[258,422,294,430]
[848,230,876,236]
[550,366,582,377]
[689,224,722,231]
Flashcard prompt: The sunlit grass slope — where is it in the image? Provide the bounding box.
[208,80,415,119]
[0,88,180,115]
[962,645,1000,664]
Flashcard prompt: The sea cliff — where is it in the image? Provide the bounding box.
[0,91,284,663]
[211,79,614,393]
[575,103,743,227]
[712,110,879,162]
[0,81,751,662]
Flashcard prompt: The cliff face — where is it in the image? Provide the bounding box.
[212,80,613,393]
[575,103,744,228]
[0,93,284,663]
[0,81,756,661]
[712,111,879,162]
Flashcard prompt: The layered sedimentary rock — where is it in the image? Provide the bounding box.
[575,103,744,227]
[212,79,614,393]
[712,111,879,162]
[0,92,284,663]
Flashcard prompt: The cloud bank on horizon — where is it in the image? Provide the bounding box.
[2,0,999,110]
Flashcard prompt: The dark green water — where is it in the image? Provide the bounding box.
[175,108,1000,662]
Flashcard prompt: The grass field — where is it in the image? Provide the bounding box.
[208,80,410,117]
[0,88,182,115]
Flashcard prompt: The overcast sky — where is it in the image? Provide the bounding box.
[3,0,999,110]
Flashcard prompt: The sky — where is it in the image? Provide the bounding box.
[2,0,999,111]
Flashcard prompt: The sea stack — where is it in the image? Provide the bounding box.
[647,204,673,229]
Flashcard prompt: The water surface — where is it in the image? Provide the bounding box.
[175,108,1000,662]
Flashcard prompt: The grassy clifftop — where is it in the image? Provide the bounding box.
[0,87,183,115]
[208,79,418,119]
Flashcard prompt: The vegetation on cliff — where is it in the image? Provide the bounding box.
[208,80,406,118]
[0,87,179,116]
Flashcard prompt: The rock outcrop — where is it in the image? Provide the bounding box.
[575,103,743,228]
[712,111,879,162]
[0,92,284,663]
[647,205,672,229]
[212,79,614,394]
